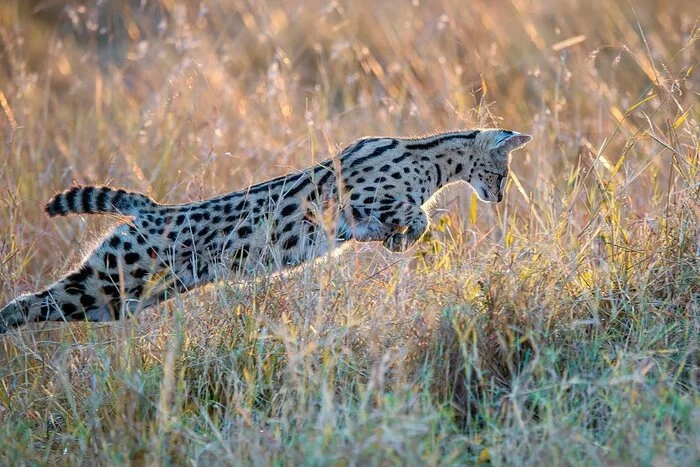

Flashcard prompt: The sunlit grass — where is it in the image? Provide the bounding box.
[0,0,698,464]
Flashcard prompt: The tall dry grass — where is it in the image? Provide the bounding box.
[0,0,698,464]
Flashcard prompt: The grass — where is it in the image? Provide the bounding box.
[0,0,698,464]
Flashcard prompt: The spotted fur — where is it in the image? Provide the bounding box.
[0,129,531,333]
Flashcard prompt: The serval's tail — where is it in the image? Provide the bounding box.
[45,185,158,217]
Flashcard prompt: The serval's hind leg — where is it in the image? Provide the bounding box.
[0,223,168,334]
[0,280,118,334]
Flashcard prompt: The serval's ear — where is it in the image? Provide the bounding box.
[491,131,533,153]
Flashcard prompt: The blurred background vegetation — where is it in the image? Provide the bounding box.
[0,0,697,464]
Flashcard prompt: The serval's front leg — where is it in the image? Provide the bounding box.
[381,203,429,252]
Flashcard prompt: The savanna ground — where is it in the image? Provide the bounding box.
[0,0,698,465]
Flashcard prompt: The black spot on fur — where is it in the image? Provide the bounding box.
[238,226,253,238]
[62,303,77,315]
[434,164,442,186]
[131,268,149,279]
[37,303,51,318]
[379,211,394,223]
[102,285,119,297]
[282,235,299,249]
[281,204,298,217]
[203,231,218,245]
[80,295,96,307]
[392,152,410,163]
[304,220,318,238]
[230,245,250,271]
[67,265,93,283]
[104,253,118,269]
[124,252,140,265]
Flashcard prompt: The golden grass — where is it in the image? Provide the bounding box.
[0,0,698,464]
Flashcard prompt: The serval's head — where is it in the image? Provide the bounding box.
[468,129,532,203]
